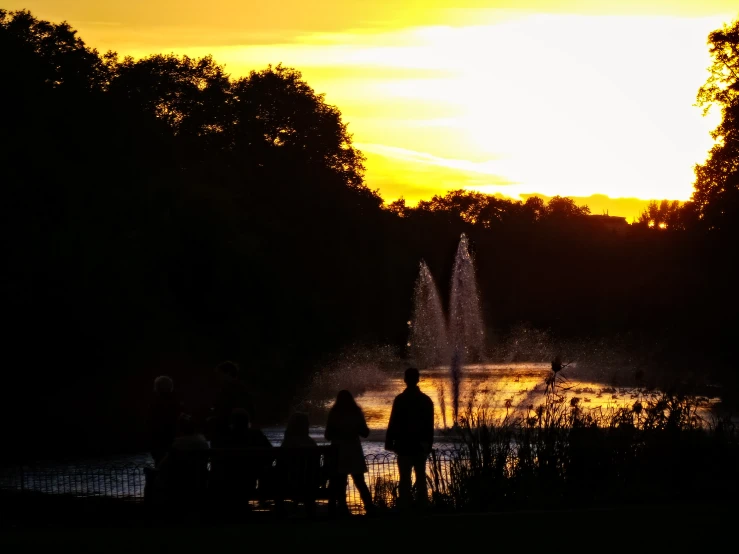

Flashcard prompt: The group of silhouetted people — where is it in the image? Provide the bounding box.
[147,361,266,468]
[146,362,435,515]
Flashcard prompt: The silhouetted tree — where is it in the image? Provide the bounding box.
[230,64,371,192]
[522,196,547,222]
[386,197,410,216]
[1,9,391,455]
[693,18,739,232]
[416,190,496,225]
[109,53,232,159]
[543,195,591,219]
[0,9,113,96]
[407,190,590,228]
[636,200,683,229]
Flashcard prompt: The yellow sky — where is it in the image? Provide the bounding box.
[8,1,738,220]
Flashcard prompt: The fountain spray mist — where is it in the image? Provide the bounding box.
[408,235,486,427]
[448,234,486,424]
[409,260,449,369]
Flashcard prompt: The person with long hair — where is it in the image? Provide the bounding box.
[325,390,375,515]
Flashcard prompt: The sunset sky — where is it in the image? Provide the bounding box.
[9,1,738,220]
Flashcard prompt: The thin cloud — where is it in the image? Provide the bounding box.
[357,143,512,183]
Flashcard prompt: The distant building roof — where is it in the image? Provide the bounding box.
[586,214,629,234]
[588,214,628,224]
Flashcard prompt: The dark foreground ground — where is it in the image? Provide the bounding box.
[1,502,736,552]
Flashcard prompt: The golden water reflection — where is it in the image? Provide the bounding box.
[337,362,720,513]
[355,363,718,432]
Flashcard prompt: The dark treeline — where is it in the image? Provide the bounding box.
[2,10,739,457]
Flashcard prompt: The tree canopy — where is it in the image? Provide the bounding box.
[1,9,383,429]
[0,8,112,95]
[693,18,739,232]
[634,200,695,230]
[388,190,590,228]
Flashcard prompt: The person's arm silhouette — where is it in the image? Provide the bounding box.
[385,397,399,452]
[423,396,435,452]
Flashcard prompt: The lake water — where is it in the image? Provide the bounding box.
[1,362,722,509]
[326,362,720,435]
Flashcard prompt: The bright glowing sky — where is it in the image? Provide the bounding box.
[9,1,738,220]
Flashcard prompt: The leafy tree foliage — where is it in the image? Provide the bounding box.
[0,8,112,95]
[635,200,689,230]
[544,195,591,219]
[394,190,590,228]
[110,54,231,139]
[1,10,381,448]
[231,65,368,189]
[693,18,739,231]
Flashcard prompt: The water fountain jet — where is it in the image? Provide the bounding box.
[409,234,486,427]
[409,260,449,369]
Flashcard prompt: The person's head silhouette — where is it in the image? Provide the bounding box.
[215,360,240,384]
[404,367,420,387]
[335,389,355,410]
[153,375,174,394]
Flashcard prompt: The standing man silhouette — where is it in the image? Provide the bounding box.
[385,367,435,510]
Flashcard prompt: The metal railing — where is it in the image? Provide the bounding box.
[0,450,463,514]
[0,460,148,502]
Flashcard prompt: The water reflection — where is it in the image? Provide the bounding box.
[5,363,719,509]
[353,363,719,432]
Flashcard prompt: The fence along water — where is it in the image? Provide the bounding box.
[0,451,461,514]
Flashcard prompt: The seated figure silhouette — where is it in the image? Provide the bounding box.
[385,368,434,511]
[325,390,375,515]
[279,412,319,515]
[147,375,182,467]
[209,408,272,505]
[217,408,272,449]
[281,412,318,448]
[205,360,256,446]
[150,414,209,509]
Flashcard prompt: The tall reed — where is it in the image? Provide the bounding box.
[427,373,738,512]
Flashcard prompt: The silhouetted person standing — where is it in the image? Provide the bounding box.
[147,375,182,467]
[325,390,375,515]
[385,368,434,510]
